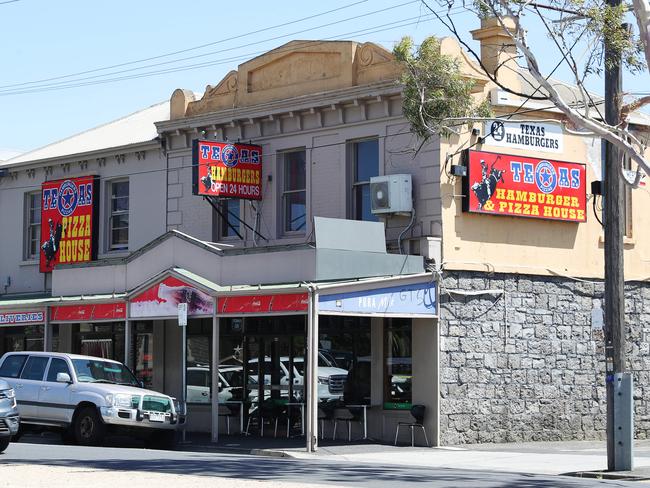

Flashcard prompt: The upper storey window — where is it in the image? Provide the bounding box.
[281,149,307,234]
[24,191,41,260]
[109,180,129,251]
[349,139,379,222]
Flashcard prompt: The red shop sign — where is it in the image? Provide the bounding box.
[192,140,262,200]
[218,293,308,315]
[463,150,587,222]
[40,175,100,273]
[50,303,126,322]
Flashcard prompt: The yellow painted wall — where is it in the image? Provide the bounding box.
[439,111,650,281]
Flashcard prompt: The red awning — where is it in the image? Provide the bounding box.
[217,293,308,315]
[50,303,126,322]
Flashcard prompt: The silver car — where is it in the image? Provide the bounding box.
[0,351,184,448]
[0,378,19,452]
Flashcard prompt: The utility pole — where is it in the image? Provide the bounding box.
[603,8,633,470]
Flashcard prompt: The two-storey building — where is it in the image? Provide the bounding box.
[1,19,649,447]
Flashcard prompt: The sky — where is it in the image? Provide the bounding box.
[0,0,648,160]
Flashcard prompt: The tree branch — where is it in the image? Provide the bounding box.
[487,4,650,188]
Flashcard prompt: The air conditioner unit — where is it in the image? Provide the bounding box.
[369,174,412,215]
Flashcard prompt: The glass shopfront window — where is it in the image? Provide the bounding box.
[133,322,154,389]
[185,318,246,405]
[384,318,412,409]
[319,316,371,405]
[186,319,212,404]
[0,325,44,354]
[72,322,124,363]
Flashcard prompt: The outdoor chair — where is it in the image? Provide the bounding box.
[218,404,239,435]
[245,400,282,437]
[317,400,337,440]
[283,402,303,438]
[394,404,429,447]
[332,405,363,442]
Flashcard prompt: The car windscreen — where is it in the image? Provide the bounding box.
[72,358,139,386]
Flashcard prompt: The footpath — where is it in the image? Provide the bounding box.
[184,435,650,481]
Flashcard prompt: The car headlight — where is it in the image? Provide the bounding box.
[105,393,133,408]
[317,376,329,385]
[3,389,16,408]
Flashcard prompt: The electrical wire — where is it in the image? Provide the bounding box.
[0,0,373,90]
[0,127,418,192]
[0,12,457,97]
[0,2,454,96]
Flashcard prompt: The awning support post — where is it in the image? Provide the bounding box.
[211,298,220,443]
[305,286,319,453]
[124,318,132,368]
[43,307,51,352]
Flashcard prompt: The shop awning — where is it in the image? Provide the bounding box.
[0,293,127,325]
[317,273,437,318]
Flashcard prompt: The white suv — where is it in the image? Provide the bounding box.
[0,351,185,447]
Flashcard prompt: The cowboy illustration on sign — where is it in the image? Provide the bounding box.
[471,159,505,210]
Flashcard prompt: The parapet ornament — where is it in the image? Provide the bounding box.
[186,70,238,118]
[357,42,394,67]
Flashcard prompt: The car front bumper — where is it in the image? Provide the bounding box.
[0,415,20,437]
[99,406,185,430]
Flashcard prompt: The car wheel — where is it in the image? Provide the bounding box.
[0,437,10,453]
[73,407,105,446]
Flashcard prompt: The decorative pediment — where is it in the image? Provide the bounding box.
[186,71,238,117]
[174,40,402,119]
[247,51,342,93]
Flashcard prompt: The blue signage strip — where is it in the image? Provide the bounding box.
[319,281,437,317]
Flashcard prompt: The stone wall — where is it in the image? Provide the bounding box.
[439,270,650,445]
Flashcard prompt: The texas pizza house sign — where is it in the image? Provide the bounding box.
[40,176,99,273]
[462,150,586,222]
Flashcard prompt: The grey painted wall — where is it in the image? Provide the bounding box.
[0,147,166,297]
[163,101,442,253]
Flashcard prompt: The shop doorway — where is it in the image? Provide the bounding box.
[241,316,306,435]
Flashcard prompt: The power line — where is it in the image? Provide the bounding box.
[0,128,419,192]
[0,11,460,97]
[0,0,421,91]
[0,4,434,95]
[0,0,373,90]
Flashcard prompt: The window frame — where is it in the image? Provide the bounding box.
[24,190,42,261]
[279,148,307,235]
[20,356,50,381]
[219,198,242,240]
[108,179,129,252]
[0,354,28,378]
[348,138,380,222]
[383,318,413,410]
[186,319,213,404]
[45,357,71,382]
